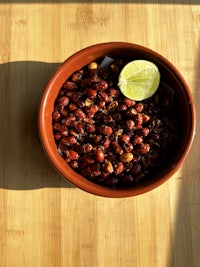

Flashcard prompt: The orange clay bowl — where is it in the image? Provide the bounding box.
[38,42,195,198]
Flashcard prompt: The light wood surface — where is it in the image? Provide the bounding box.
[0,1,200,267]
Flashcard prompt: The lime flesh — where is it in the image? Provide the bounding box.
[118,60,160,101]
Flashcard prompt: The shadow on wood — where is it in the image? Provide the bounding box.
[0,61,75,189]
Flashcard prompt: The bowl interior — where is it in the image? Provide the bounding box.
[39,43,195,197]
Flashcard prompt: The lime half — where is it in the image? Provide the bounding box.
[118,60,160,101]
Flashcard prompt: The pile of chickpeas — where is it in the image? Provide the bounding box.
[52,59,179,187]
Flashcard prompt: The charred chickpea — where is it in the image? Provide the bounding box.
[135,103,144,112]
[118,104,127,111]
[63,81,78,91]
[94,149,105,162]
[53,122,61,131]
[62,136,77,146]
[68,103,78,111]
[54,132,62,140]
[133,136,143,145]
[114,128,123,137]
[80,155,94,164]
[65,150,79,162]
[71,92,82,103]
[98,125,113,135]
[59,142,68,154]
[126,119,135,130]
[52,111,61,121]
[86,88,97,99]
[72,70,84,82]
[123,98,136,107]
[60,108,68,117]
[103,115,113,124]
[107,101,118,112]
[95,80,108,91]
[58,96,69,109]
[69,129,79,139]
[85,105,99,116]
[60,125,68,136]
[143,114,150,123]
[90,75,100,83]
[77,100,85,108]
[92,163,102,176]
[66,91,74,97]
[102,137,111,149]
[113,112,122,122]
[119,134,130,143]
[139,143,150,154]
[64,115,76,127]
[112,141,123,155]
[98,91,109,102]
[85,123,96,133]
[73,121,84,133]
[69,160,79,169]
[94,135,103,144]
[108,88,120,98]
[74,109,86,120]
[135,113,143,125]
[81,143,93,153]
[98,101,106,109]
[126,107,137,117]
[80,78,90,88]
[135,124,142,130]
[114,162,124,175]
[59,90,65,97]
[123,142,134,153]
[140,127,150,137]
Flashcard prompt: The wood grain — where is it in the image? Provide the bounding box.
[0,1,200,267]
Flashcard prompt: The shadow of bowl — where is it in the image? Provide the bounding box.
[0,61,74,190]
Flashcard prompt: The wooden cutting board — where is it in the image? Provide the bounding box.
[0,1,200,266]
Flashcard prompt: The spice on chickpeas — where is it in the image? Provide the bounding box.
[52,58,180,187]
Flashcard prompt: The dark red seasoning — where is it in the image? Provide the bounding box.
[52,59,180,187]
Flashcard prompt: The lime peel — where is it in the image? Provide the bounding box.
[118,60,160,101]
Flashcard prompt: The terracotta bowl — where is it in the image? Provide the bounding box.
[38,42,195,197]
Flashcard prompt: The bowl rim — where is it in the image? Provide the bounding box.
[38,42,196,198]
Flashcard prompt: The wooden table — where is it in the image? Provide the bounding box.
[0,1,199,266]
